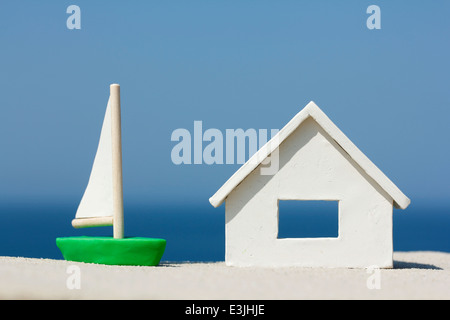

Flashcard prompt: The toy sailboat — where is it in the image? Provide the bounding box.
[56,84,166,266]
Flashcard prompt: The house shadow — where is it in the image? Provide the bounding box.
[393,260,442,270]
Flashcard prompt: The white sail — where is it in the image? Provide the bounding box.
[75,98,114,220]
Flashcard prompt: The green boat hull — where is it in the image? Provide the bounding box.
[56,236,166,266]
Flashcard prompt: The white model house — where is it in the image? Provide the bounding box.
[209,101,410,268]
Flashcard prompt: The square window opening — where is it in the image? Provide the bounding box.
[277,200,339,239]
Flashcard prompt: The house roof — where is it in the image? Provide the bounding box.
[209,101,410,210]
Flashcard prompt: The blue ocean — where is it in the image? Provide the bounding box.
[0,200,448,262]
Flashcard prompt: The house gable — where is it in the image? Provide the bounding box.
[210,101,410,210]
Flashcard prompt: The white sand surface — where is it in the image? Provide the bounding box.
[0,251,449,299]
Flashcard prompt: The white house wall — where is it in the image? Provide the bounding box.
[225,117,394,268]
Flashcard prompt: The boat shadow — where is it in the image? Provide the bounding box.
[158,262,183,267]
[158,261,223,268]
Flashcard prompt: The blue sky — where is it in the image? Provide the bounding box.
[0,1,449,207]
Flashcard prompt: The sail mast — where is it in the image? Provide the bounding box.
[110,84,124,239]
